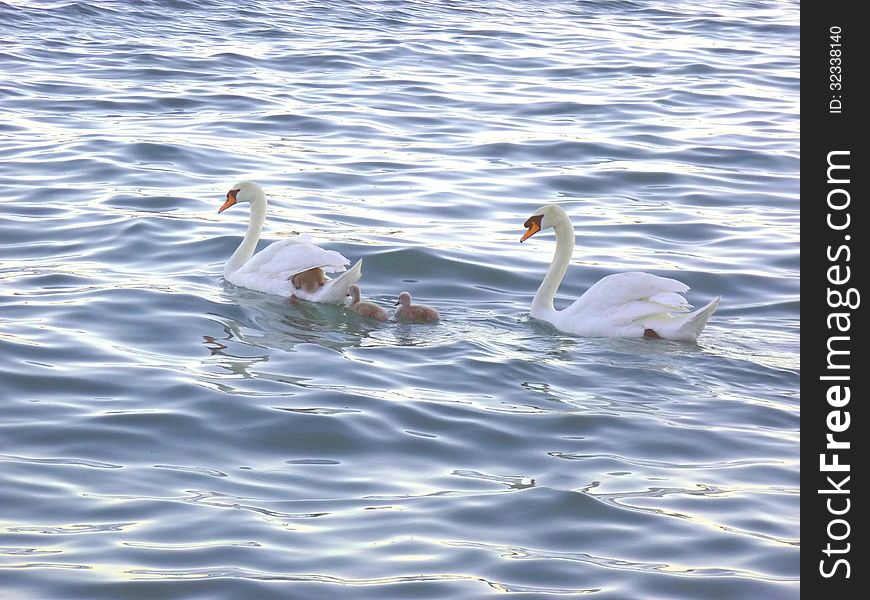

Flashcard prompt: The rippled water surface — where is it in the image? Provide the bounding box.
[1,1,799,598]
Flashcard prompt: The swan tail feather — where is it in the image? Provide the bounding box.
[658,296,719,342]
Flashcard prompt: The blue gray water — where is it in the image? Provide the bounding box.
[1,1,799,598]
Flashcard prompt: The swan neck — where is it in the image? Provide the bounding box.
[532,218,574,314]
[225,193,266,274]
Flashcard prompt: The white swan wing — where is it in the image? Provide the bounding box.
[565,271,690,319]
[547,272,692,336]
[554,271,716,341]
[240,238,350,276]
[227,238,351,297]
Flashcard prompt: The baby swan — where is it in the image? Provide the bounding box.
[394,292,440,323]
[347,284,388,321]
[291,267,326,293]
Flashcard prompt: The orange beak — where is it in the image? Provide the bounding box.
[520,221,541,242]
[218,189,239,213]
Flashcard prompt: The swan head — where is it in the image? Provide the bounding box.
[395,291,412,307]
[218,181,264,213]
[347,284,362,303]
[521,204,568,242]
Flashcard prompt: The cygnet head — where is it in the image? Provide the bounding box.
[395,291,412,307]
[521,204,568,242]
[219,181,264,213]
[347,284,362,304]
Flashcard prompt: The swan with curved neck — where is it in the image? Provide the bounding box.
[218,181,362,303]
[521,205,719,341]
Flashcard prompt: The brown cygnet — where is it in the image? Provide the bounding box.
[347,284,388,321]
[291,267,326,293]
[394,291,440,323]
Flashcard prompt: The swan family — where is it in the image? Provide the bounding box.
[219,181,718,340]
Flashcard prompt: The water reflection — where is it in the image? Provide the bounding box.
[1,0,799,597]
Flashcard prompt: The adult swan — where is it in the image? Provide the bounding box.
[218,181,362,303]
[520,205,719,341]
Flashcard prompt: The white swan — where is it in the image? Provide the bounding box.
[520,205,719,341]
[218,181,362,303]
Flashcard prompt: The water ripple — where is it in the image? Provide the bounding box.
[0,0,798,598]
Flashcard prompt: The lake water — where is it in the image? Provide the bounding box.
[0,1,799,598]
